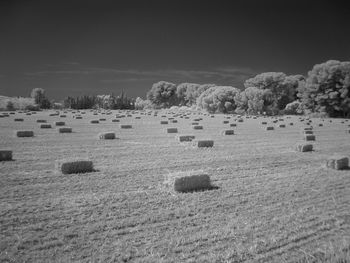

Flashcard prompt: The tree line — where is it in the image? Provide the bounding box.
[137,60,350,117]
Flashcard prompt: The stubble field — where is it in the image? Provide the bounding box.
[0,110,350,262]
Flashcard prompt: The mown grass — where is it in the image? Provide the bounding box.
[0,110,349,262]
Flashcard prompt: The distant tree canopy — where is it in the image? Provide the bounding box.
[146,81,178,108]
[298,60,350,117]
[197,86,240,113]
[30,88,51,109]
[243,73,305,115]
[63,91,134,110]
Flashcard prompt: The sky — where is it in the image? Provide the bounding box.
[1,0,350,100]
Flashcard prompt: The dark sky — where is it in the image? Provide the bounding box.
[1,0,350,100]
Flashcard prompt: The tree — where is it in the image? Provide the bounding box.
[30,88,51,109]
[234,87,265,115]
[298,60,350,117]
[185,83,216,106]
[146,81,178,108]
[244,72,303,114]
[196,86,240,113]
[6,100,15,111]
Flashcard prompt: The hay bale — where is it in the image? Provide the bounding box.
[173,174,212,193]
[319,123,323,127]
[111,119,120,122]
[303,127,313,131]
[0,150,12,161]
[192,125,203,130]
[160,121,168,124]
[296,144,313,152]
[55,121,65,126]
[58,127,72,133]
[223,120,229,124]
[278,124,286,128]
[60,115,66,118]
[191,122,199,125]
[167,128,178,133]
[15,130,34,137]
[99,118,106,121]
[14,118,24,122]
[303,130,313,135]
[170,120,178,123]
[75,116,83,119]
[98,132,116,139]
[237,119,243,122]
[222,130,234,135]
[289,123,294,125]
[56,160,94,174]
[40,124,52,129]
[304,135,315,141]
[261,121,267,125]
[194,140,214,147]
[265,126,274,131]
[230,123,237,127]
[90,120,99,124]
[120,124,132,129]
[326,156,349,170]
[176,135,195,142]
[36,119,47,123]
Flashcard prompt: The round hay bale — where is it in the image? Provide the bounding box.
[222,129,234,135]
[176,135,195,142]
[14,118,24,122]
[55,121,65,126]
[160,121,169,125]
[194,140,214,148]
[265,126,274,131]
[296,144,313,152]
[58,127,72,133]
[304,134,315,141]
[40,124,52,129]
[98,132,116,139]
[167,128,178,133]
[192,125,203,130]
[15,130,34,137]
[56,160,94,174]
[0,150,12,161]
[90,120,99,124]
[173,174,212,193]
[36,119,47,123]
[326,156,349,170]
[120,124,132,129]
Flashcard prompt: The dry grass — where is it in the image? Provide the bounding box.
[1,111,350,262]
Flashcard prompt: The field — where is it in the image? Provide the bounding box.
[1,110,350,262]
